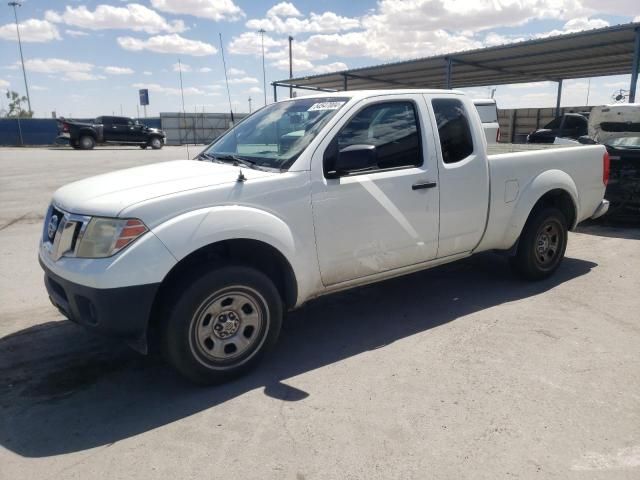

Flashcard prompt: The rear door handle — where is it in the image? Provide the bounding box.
[412,181,437,190]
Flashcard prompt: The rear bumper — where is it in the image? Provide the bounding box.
[591,199,610,219]
[40,258,158,353]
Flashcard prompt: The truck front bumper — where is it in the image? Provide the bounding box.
[591,199,610,219]
[41,258,158,353]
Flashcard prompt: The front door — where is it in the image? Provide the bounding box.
[311,95,440,286]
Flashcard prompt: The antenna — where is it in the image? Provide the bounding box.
[177,58,190,159]
[259,29,267,106]
[219,33,235,124]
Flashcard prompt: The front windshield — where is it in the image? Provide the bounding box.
[203,96,349,169]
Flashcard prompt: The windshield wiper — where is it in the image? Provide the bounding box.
[196,151,215,161]
[209,153,260,169]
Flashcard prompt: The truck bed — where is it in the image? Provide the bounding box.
[487,143,578,155]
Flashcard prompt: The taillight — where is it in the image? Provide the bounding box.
[62,122,69,133]
[603,151,610,186]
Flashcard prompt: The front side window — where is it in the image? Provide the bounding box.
[432,98,474,164]
[330,101,422,173]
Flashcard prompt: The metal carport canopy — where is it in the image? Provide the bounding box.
[274,22,640,103]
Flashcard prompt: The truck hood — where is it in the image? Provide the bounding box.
[53,160,277,217]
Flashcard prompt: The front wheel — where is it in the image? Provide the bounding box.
[161,266,283,384]
[149,137,163,149]
[79,135,95,150]
[509,207,568,280]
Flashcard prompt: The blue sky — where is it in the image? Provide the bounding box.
[0,0,638,117]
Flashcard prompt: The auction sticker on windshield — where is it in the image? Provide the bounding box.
[308,101,346,111]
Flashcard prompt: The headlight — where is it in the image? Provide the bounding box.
[76,217,148,258]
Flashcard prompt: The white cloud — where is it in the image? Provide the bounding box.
[604,81,630,88]
[228,31,284,56]
[131,82,207,96]
[104,66,134,75]
[537,16,610,37]
[150,0,244,21]
[0,19,60,42]
[0,78,10,89]
[245,86,263,94]
[24,58,93,73]
[235,0,610,66]
[30,85,48,91]
[199,67,213,73]
[22,58,106,81]
[45,4,186,34]
[228,67,246,76]
[312,62,348,74]
[118,34,217,56]
[143,71,153,76]
[66,71,106,81]
[172,62,192,72]
[246,10,360,34]
[267,2,302,18]
[65,29,89,37]
[227,76,259,84]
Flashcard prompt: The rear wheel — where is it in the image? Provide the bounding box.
[79,135,95,150]
[150,137,163,149]
[161,266,283,384]
[509,207,568,280]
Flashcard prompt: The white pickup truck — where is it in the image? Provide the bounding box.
[39,90,610,384]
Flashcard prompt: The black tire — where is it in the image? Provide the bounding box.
[509,207,568,280]
[161,266,283,385]
[70,140,80,150]
[79,135,95,150]
[139,144,148,149]
[150,137,163,149]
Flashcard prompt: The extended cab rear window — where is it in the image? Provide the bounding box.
[432,99,474,164]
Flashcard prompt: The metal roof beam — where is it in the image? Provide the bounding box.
[450,57,555,82]
[454,39,631,65]
[343,72,421,88]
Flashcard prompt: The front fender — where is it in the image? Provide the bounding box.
[151,205,301,283]
[503,169,579,249]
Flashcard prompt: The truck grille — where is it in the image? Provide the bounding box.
[42,205,91,261]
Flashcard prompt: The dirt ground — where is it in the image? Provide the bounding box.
[1,146,639,479]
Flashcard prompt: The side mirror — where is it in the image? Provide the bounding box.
[326,144,376,178]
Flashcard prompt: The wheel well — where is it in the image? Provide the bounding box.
[531,189,577,229]
[151,239,298,320]
[78,130,96,139]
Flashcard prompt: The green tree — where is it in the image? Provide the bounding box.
[4,90,33,118]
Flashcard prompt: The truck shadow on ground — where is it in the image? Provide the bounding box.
[0,253,596,458]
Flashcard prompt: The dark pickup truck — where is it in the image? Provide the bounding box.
[58,116,166,150]
[527,113,589,144]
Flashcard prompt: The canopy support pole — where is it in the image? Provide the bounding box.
[630,27,640,103]
[445,57,452,89]
[273,84,277,103]
[555,79,563,117]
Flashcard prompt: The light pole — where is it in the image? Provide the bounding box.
[259,29,267,106]
[8,1,31,114]
[288,35,293,98]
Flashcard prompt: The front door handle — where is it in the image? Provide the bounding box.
[412,181,437,190]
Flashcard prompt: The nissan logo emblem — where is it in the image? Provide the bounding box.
[47,215,59,240]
